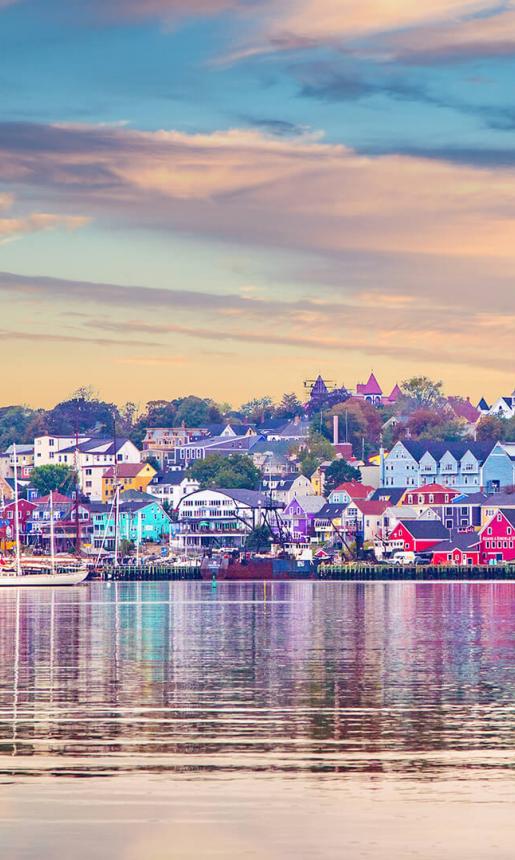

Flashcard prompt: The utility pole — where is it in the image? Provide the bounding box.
[113,413,119,566]
[13,444,22,576]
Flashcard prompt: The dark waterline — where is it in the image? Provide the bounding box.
[1,581,514,859]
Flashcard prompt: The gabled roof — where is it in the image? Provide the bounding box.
[451,492,489,505]
[152,470,188,486]
[284,495,326,514]
[354,500,390,515]
[357,372,383,396]
[332,481,373,499]
[477,398,490,411]
[481,493,515,507]
[316,503,348,519]
[403,483,458,496]
[104,463,150,479]
[399,440,496,464]
[310,375,329,398]
[387,383,402,402]
[395,519,450,540]
[34,491,73,505]
[431,532,480,553]
[371,487,407,504]
[447,397,480,424]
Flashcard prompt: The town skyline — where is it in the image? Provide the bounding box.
[1,1,514,405]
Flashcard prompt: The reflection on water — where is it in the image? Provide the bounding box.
[1,581,515,858]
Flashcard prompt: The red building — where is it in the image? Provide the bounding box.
[1,499,37,544]
[479,509,515,564]
[388,519,450,554]
[431,532,481,566]
[402,484,460,506]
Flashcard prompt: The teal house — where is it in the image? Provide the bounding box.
[92,500,171,549]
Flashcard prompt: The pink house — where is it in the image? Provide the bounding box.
[479,509,515,564]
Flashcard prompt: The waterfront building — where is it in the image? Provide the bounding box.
[479,509,515,564]
[281,495,327,542]
[92,499,171,549]
[387,519,450,554]
[431,533,481,566]
[177,488,278,552]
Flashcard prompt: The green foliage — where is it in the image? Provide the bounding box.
[476,414,515,442]
[30,464,76,497]
[293,432,335,477]
[324,460,362,495]
[400,376,445,409]
[119,539,135,556]
[0,406,43,449]
[240,397,275,424]
[186,454,261,490]
[318,401,381,458]
[45,388,118,435]
[131,396,223,444]
[174,396,222,427]
[275,393,304,420]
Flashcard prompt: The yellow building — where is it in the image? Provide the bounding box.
[102,463,156,503]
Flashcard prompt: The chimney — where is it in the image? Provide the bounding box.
[333,415,339,446]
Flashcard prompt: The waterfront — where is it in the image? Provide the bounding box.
[1,581,515,859]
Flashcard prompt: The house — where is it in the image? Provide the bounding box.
[313,503,348,545]
[371,487,407,505]
[265,416,310,442]
[167,433,262,469]
[177,488,279,552]
[479,509,515,564]
[447,397,480,428]
[488,393,515,420]
[352,500,390,543]
[34,434,142,501]
[6,444,34,479]
[431,533,481,567]
[281,495,327,542]
[0,475,14,503]
[382,440,496,493]
[480,492,515,526]
[1,498,37,544]
[29,495,93,551]
[147,471,200,511]
[482,442,515,494]
[402,483,461,513]
[266,473,314,506]
[433,492,488,531]
[328,481,374,505]
[92,500,171,550]
[102,462,156,502]
[355,372,383,405]
[142,427,210,468]
[387,519,450,555]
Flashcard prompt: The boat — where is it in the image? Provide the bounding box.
[0,446,89,587]
[200,553,314,581]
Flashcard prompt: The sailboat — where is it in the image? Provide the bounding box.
[0,445,89,586]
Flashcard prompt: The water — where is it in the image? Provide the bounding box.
[1,581,515,859]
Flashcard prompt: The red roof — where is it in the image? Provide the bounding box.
[103,464,148,479]
[448,397,480,424]
[35,492,72,505]
[387,383,402,402]
[355,500,389,515]
[402,483,459,497]
[334,481,374,499]
[357,372,383,396]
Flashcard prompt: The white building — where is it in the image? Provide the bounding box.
[177,488,277,552]
[147,471,200,510]
[34,435,141,500]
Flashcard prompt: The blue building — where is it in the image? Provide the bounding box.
[92,500,171,549]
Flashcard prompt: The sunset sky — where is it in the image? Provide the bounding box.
[1,0,514,408]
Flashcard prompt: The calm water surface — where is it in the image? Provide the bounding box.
[1,581,514,859]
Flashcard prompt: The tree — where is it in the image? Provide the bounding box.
[240,397,275,424]
[30,464,76,497]
[46,389,119,435]
[186,454,261,490]
[320,401,381,458]
[174,396,222,427]
[276,393,304,420]
[404,408,465,442]
[291,432,335,477]
[476,415,506,441]
[400,376,445,409]
[0,406,42,449]
[324,460,362,495]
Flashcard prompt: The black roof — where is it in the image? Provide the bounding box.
[400,440,496,464]
[316,503,348,518]
[399,519,450,539]
[430,532,480,552]
[371,487,407,504]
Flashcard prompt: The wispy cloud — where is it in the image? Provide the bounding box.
[0,192,88,243]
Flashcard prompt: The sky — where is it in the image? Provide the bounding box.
[1,0,514,409]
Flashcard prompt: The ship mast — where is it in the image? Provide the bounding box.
[12,444,22,576]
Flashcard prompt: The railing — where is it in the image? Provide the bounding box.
[318,564,515,581]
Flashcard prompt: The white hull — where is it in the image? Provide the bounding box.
[0,570,89,586]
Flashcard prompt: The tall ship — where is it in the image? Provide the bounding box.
[0,445,88,586]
